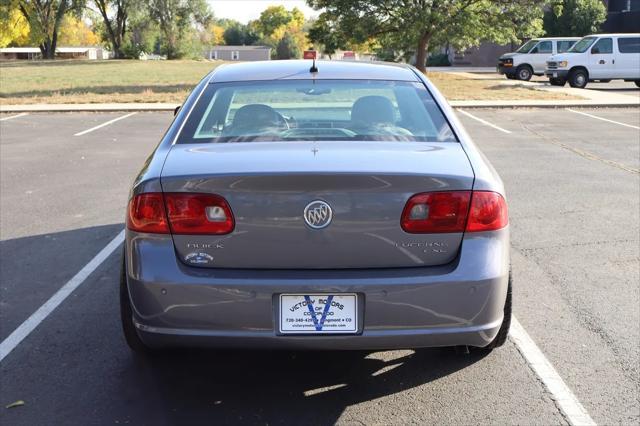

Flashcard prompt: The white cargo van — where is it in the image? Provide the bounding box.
[545,34,640,88]
[497,37,580,81]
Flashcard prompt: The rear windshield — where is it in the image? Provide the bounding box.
[176,80,458,143]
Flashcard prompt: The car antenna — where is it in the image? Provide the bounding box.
[304,49,318,73]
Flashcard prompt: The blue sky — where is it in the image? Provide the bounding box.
[207,1,319,23]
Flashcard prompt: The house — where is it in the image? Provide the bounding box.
[204,46,271,61]
[0,47,42,60]
[602,0,640,32]
[56,47,110,60]
[450,42,518,67]
[0,46,110,60]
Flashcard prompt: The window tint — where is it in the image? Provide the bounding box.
[534,41,553,54]
[557,40,575,53]
[177,80,458,144]
[618,37,640,53]
[591,38,613,54]
[569,36,597,53]
[516,40,538,53]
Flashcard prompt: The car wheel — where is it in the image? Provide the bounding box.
[635,81,640,88]
[120,250,154,355]
[479,270,512,351]
[569,69,588,88]
[516,65,532,81]
[549,77,566,86]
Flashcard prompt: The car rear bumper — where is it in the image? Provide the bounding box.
[125,228,510,349]
[135,319,503,350]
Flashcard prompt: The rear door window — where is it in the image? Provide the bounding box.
[557,40,575,53]
[618,37,640,53]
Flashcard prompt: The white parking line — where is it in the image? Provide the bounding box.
[74,112,137,136]
[510,316,596,426]
[457,109,512,134]
[0,113,29,122]
[0,224,596,426]
[0,230,125,363]
[566,108,640,130]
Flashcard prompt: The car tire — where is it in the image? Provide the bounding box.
[635,81,640,88]
[515,65,532,81]
[569,69,588,88]
[481,270,512,351]
[120,250,154,355]
[549,77,566,86]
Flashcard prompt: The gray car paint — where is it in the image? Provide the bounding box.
[161,141,474,269]
[125,60,509,349]
[126,228,509,349]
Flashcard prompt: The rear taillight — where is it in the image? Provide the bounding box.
[127,193,234,235]
[401,191,471,233]
[165,193,234,235]
[127,193,170,234]
[401,191,508,233]
[466,191,508,232]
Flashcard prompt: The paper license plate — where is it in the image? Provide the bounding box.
[279,294,357,334]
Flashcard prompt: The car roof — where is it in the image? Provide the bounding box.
[583,33,640,37]
[209,60,421,83]
[532,37,581,40]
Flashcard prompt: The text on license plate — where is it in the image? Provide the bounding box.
[279,294,357,334]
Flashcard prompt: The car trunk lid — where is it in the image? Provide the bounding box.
[160,141,474,269]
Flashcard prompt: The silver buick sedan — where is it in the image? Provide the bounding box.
[121,59,511,353]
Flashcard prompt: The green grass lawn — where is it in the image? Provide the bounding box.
[0,59,577,104]
[0,59,222,104]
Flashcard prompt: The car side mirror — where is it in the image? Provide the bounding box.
[174,105,181,116]
[591,47,600,54]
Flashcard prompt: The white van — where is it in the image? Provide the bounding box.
[497,37,580,81]
[545,34,640,88]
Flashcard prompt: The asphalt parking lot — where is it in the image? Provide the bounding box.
[1,107,638,425]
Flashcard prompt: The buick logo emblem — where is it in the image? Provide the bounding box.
[303,200,333,229]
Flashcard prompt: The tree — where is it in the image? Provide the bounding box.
[253,6,306,58]
[276,32,300,59]
[93,0,129,58]
[308,16,346,59]
[255,5,292,36]
[7,0,81,59]
[201,22,224,46]
[0,6,30,47]
[307,0,546,72]
[222,21,259,45]
[543,0,606,37]
[146,0,210,59]
[57,14,99,45]
[121,8,159,58]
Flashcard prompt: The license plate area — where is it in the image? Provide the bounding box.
[279,294,358,334]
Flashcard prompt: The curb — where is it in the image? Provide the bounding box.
[0,103,180,113]
[449,100,639,108]
[1,101,638,113]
